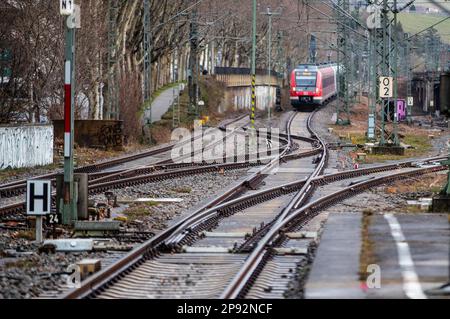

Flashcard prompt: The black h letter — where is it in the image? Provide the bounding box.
[29,183,48,212]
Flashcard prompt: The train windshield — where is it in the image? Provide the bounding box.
[295,72,317,87]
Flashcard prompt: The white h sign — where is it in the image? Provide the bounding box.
[379,77,393,98]
[26,180,52,216]
[60,0,74,16]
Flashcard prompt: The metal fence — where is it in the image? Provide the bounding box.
[0,124,53,169]
[214,67,280,78]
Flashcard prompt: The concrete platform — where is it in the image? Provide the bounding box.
[305,212,450,299]
[369,214,449,299]
[305,213,365,299]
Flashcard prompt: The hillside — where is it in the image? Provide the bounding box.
[398,12,450,43]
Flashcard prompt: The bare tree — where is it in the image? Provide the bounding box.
[0,0,64,124]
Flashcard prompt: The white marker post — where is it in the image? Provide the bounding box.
[27,180,52,244]
[379,77,393,98]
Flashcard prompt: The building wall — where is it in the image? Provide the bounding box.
[226,86,278,111]
[215,73,279,87]
[214,71,281,111]
[53,120,124,150]
[0,124,53,169]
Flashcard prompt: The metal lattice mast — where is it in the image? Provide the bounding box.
[262,7,281,126]
[336,0,351,125]
[373,0,400,146]
[276,31,284,79]
[434,36,442,71]
[351,8,363,104]
[336,6,342,122]
[107,0,119,120]
[172,15,181,129]
[368,26,377,140]
[188,8,199,117]
[143,0,151,103]
[447,44,450,71]
[392,0,399,145]
[309,34,317,64]
[349,37,355,104]
[404,33,413,125]
[441,145,450,196]
[376,0,389,145]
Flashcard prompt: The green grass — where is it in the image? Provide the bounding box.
[5,259,38,270]
[124,203,158,222]
[346,133,433,163]
[171,186,192,194]
[403,135,433,154]
[398,12,450,43]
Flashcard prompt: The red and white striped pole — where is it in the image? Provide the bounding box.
[64,60,71,158]
[61,0,76,225]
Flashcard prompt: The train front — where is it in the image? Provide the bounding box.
[290,65,321,109]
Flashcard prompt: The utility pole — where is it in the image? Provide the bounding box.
[60,1,76,225]
[173,14,182,129]
[107,0,119,120]
[404,33,413,125]
[391,0,400,146]
[251,0,257,129]
[276,31,285,82]
[262,7,281,127]
[143,0,152,140]
[143,0,151,103]
[188,8,199,118]
[309,34,317,64]
[335,0,351,125]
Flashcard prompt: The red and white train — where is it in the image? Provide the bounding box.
[290,63,338,109]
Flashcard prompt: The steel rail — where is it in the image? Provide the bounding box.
[57,157,443,299]
[220,164,446,299]
[56,109,446,299]
[0,134,314,217]
[0,115,251,198]
[58,112,298,299]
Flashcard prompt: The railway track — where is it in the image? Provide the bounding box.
[57,108,446,299]
[221,164,445,299]
[0,118,319,218]
[0,115,252,199]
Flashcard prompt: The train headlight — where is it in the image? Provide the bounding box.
[292,87,296,92]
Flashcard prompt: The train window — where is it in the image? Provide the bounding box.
[323,76,334,88]
[296,75,316,87]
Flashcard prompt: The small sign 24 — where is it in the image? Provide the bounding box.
[47,213,61,225]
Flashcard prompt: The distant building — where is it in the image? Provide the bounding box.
[413,6,442,14]
[425,7,441,14]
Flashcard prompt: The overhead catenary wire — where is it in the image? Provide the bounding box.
[305,2,368,38]
[405,15,450,40]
